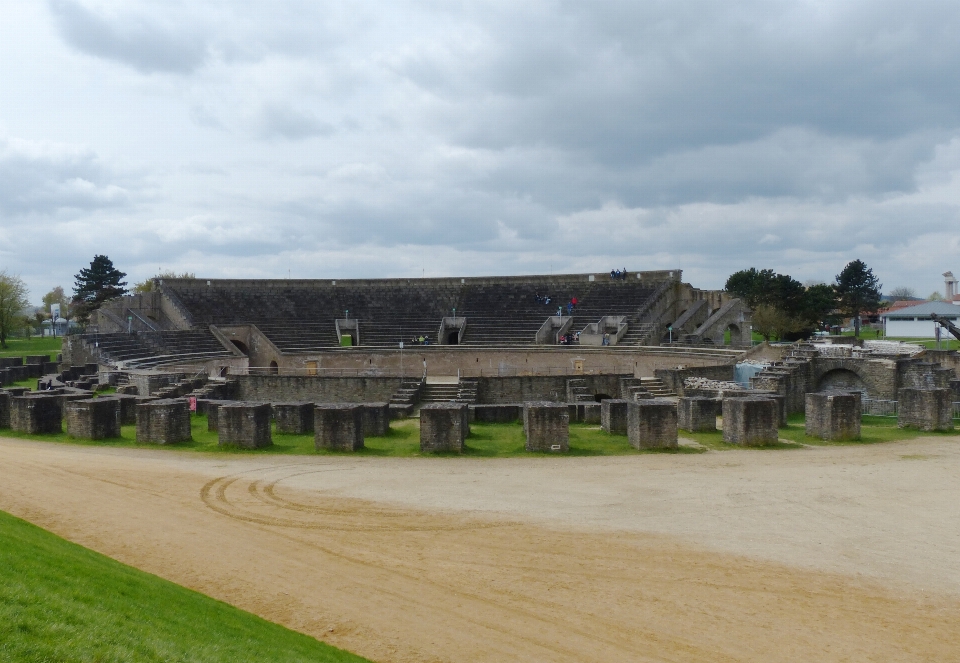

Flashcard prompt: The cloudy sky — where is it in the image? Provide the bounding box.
[2,0,959,303]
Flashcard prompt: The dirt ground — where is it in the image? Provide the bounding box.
[2,436,960,662]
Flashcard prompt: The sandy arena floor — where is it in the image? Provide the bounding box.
[2,436,960,662]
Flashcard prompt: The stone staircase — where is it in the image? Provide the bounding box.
[389,379,424,417]
[619,377,651,401]
[419,383,462,403]
[566,378,593,403]
[457,378,478,404]
[637,377,675,397]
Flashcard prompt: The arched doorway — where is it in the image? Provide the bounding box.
[447,331,459,345]
[723,323,741,346]
[269,361,279,375]
[231,340,249,355]
[817,368,866,393]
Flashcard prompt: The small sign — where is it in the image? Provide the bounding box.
[399,342,404,349]
[50,303,61,318]
[188,397,197,412]
[551,444,561,451]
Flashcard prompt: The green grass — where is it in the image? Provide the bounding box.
[0,415,701,456]
[0,509,370,663]
[0,336,62,360]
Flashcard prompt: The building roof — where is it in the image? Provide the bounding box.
[879,301,960,317]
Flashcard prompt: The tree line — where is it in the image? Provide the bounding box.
[725,259,882,340]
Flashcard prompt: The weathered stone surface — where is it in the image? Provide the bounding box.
[315,404,365,451]
[136,399,191,445]
[219,402,273,449]
[722,398,779,446]
[628,399,678,450]
[10,395,62,434]
[362,402,390,437]
[898,388,954,432]
[600,399,630,434]
[523,402,569,453]
[273,402,315,434]
[0,391,10,428]
[472,404,521,423]
[677,397,720,432]
[805,392,861,441]
[66,398,121,440]
[420,402,468,453]
[100,394,139,425]
[204,400,236,432]
[567,402,601,424]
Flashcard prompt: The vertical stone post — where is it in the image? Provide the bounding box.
[628,399,678,450]
[804,392,861,441]
[419,403,468,453]
[136,399,192,445]
[273,402,315,434]
[65,398,121,440]
[897,388,954,431]
[600,399,630,434]
[677,397,720,432]
[10,395,62,434]
[218,403,273,449]
[100,394,139,425]
[315,404,365,451]
[0,391,11,428]
[523,402,569,452]
[722,398,779,446]
[362,402,391,437]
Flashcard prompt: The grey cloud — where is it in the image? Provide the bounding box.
[256,105,336,140]
[49,0,210,73]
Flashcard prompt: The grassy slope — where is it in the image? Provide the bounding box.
[0,510,370,663]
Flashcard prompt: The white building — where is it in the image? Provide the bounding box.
[880,301,960,338]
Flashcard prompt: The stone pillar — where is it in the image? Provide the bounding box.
[600,399,630,434]
[419,402,468,453]
[219,403,273,449]
[0,391,10,428]
[136,399,192,445]
[523,402,569,453]
[722,398,779,446]
[362,402,391,437]
[273,402,315,435]
[65,398,121,440]
[805,392,861,441]
[567,403,601,424]
[898,388,954,432]
[677,397,720,432]
[315,404,365,451]
[10,395,62,434]
[628,399,678,449]
[205,400,235,432]
[100,394,139,425]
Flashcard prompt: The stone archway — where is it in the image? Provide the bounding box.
[816,368,866,393]
[231,340,249,355]
[269,360,279,375]
[724,323,741,346]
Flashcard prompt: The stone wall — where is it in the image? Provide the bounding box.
[362,402,390,437]
[314,404,365,451]
[470,404,521,423]
[656,365,736,396]
[600,399,630,434]
[419,403,468,453]
[677,397,720,432]
[722,398,778,446]
[10,396,62,434]
[627,400,678,450]
[136,399,192,444]
[274,402,314,434]
[235,375,400,403]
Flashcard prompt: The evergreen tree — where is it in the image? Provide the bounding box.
[73,255,128,323]
[834,259,882,337]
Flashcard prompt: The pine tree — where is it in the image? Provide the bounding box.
[73,255,128,323]
[834,259,882,337]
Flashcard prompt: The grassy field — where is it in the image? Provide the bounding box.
[0,336,62,359]
[0,411,954,455]
[0,509,370,663]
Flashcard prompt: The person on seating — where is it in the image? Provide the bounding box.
[622,267,628,279]
[544,296,551,305]
[418,335,425,345]
[602,333,610,346]
[571,296,578,306]
[566,301,574,314]
[610,269,616,279]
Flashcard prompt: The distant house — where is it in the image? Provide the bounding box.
[880,301,960,338]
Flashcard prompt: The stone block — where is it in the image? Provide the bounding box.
[472,404,521,423]
[273,402,315,434]
[99,394,140,425]
[41,361,59,376]
[4,387,30,397]
[218,402,273,449]
[677,397,720,432]
[205,400,235,431]
[0,391,11,428]
[315,404,365,451]
[805,392,861,441]
[523,402,569,453]
[65,398,121,440]
[136,399,192,444]
[0,357,23,368]
[950,379,960,401]
[25,355,50,365]
[10,395,62,434]
[567,402,601,424]
[419,402,468,453]
[722,398,779,446]
[362,402,390,437]
[600,399,630,434]
[628,399,678,450]
[898,388,954,432]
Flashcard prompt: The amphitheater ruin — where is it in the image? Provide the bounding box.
[1,269,958,446]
